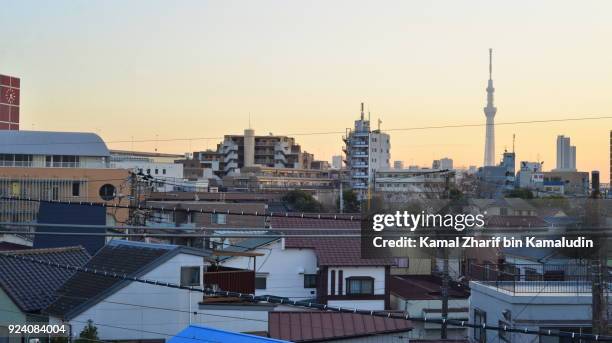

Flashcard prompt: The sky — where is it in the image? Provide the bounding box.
[2,1,612,180]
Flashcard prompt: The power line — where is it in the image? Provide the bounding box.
[0,230,361,238]
[3,115,612,147]
[0,196,362,221]
[1,251,610,342]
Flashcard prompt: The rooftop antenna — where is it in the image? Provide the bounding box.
[248,113,252,129]
[512,134,515,153]
[360,102,364,121]
[378,118,382,131]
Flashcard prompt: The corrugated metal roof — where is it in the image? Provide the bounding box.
[0,130,110,156]
[268,311,412,342]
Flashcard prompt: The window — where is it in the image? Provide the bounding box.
[255,276,267,290]
[155,169,159,175]
[304,274,317,288]
[146,169,151,175]
[524,267,540,281]
[498,320,510,342]
[163,169,166,175]
[395,257,409,268]
[346,277,374,295]
[72,182,80,197]
[52,186,59,201]
[180,266,201,286]
[474,308,487,343]
[211,213,227,224]
[99,184,116,201]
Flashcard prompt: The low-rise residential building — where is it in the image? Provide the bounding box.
[390,275,470,340]
[542,171,589,196]
[110,149,184,192]
[374,169,454,199]
[220,217,393,311]
[268,312,413,342]
[469,264,611,343]
[0,246,90,341]
[223,166,339,191]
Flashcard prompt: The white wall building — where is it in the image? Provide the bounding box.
[343,103,390,199]
[555,135,577,171]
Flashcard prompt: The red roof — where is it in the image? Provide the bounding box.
[268,311,412,342]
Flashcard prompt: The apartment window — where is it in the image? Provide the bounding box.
[180,266,201,286]
[162,169,166,175]
[255,276,267,290]
[211,213,227,224]
[304,274,317,288]
[146,169,151,175]
[346,277,374,295]
[72,182,80,197]
[474,308,487,343]
[155,169,159,174]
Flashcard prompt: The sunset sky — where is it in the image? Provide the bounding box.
[2,1,612,180]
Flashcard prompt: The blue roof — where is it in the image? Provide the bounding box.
[0,130,110,156]
[169,325,290,343]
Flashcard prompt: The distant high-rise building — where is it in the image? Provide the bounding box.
[555,135,577,171]
[433,157,453,170]
[343,102,390,199]
[0,74,20,130]
[483,49,497,167]
[393,160,404,170]
[332,155,343,169]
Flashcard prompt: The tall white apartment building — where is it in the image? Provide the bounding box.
[343,103,390,199]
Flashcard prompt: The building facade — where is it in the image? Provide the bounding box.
[343,103,390,198]
[0,74,20,130]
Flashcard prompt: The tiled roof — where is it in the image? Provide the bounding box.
[285,237,392,266]
[268,311,412,342]
[270,216,361,229]
[0,246,90,313]
[45,240,210,319]
[390,275,470,300]
[271,215,389,266]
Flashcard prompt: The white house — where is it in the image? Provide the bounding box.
[469,267,611,343]
[219,220,393,311]
[45,240,275,341]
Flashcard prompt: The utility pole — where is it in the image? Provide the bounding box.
[589,197,609,335]
[441,246,449,339]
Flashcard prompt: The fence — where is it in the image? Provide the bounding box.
[467,262,609,293]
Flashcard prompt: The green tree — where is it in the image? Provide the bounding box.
[506,188,534,199]
[338,188,360,213]
[75,320,99,343]
[282,190,324,212]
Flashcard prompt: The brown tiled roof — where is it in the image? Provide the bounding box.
[284,236,392,266]
[270,216,361,229]
[268,311,412,342]
[390,275,470,300]
[273,215,389,266]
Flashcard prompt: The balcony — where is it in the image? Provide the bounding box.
[203,265,255,294]
[467,263,609,294]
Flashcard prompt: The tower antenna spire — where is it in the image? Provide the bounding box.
[489,48,493,80]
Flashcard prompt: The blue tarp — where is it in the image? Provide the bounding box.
[169,325,290,343]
